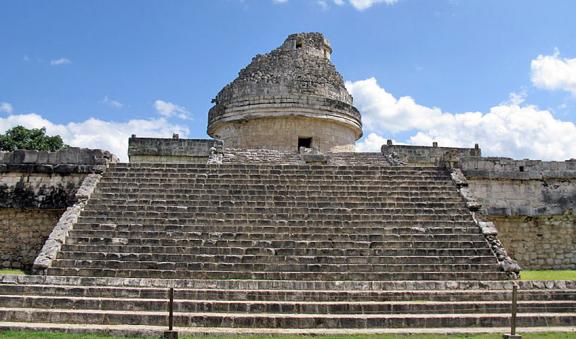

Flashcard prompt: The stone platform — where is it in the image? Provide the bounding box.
[0,161,574,333]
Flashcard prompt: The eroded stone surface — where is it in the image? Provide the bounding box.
[207,33,362,152]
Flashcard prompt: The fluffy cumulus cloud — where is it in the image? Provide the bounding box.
[0,113,189,162]
[347,78,576,160]
[531,49,576,95]
[50,58,72,66]
[154,100,191,120]
[0,102,13,114]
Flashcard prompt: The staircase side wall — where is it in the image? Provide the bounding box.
[0,148,115,270]
[461,157,576,270]
[0,209,63,270]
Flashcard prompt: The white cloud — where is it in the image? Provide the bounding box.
[0,113,189,162]
[101,96,123,108]
[317,0,329,9]
[271,0,397,10]
[346,78,450,133]
[531,49,576,95]
[348,78,576,160]
[50,58,72,66]
[0,102,13,114]
[348,0,398,10]
[356,133,390,152]
[154,100,191,120]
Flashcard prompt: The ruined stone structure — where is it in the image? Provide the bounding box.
[0,149,116,269]
[383,143,576,270]
[208,33,362,152]
[0,33,574,335]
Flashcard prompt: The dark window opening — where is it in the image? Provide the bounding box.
[519,166,525,172]
[298,137,312,150]
[296,40,303,49]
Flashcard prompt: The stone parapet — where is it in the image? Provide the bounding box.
[461,157,576,180]
[128,137,223,163]
[381,143,481,166]
[0,148,116,174]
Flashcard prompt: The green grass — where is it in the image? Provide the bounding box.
[1,332,576,339]
[521,270,576,280]
[0,269,26,275]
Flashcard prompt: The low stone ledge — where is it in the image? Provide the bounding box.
[32,174,102,272]
[0,148,117,174]
[2,275,575,290]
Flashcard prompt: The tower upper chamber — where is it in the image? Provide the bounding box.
[207,32,362,152]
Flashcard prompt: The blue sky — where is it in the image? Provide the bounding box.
[1,0,576,161]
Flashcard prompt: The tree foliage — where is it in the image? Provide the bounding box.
[0,126,67,152]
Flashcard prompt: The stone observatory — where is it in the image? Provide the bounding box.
[207,32,362,152]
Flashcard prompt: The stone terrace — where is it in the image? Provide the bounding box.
[0,159,574,335]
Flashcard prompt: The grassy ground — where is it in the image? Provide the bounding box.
[0,269,26,275]
[1,331,576,339]
[521,270,576,280]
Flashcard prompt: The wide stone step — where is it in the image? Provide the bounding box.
[56,252,496,265]
[44,268,508,281]
[2,284,574,302]
[65,231,484,243]
[59,244,495,257]
[80,207,471,217]
[2,295,573,314]
[98,174,454,181]
[95,182,457,190]
[51,259,500,273]
[64,238,491,249]
[72,223,482,235]
[77,216,475,226]
[85,200,467,209]
[85,200,466,209]
[90,193,464,203]
[0,307,572,328]
[94,188,460,196]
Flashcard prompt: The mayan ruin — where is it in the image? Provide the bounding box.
[0,32,575,336]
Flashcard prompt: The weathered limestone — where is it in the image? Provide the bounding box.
[128,136,223,164]
[0,148,116,271]
[461,157,576,269]
[448,168,520,279]
[33,174,102,272]
[487,213,576,269]
[0,209,63,269]
[208,33,362,152]
[382,142,576,270]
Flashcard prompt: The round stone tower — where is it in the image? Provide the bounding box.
[207,32,362,152]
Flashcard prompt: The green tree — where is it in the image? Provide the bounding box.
[0,126,67,151]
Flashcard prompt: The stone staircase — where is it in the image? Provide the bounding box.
[1,162,574,335]
[50,163,505,281]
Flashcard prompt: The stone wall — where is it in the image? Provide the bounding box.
[128,136,223,163]
[0,209,63,270]
[209,148,305,165]
[487,214,576,269]
[381,143,481,166]
[213,116,357,153]
[0,173,85,209]
[377,143,576,270]
[0,148,115,270]
[461,157,576,270]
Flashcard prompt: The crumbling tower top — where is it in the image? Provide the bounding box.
[207,32,362,152]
